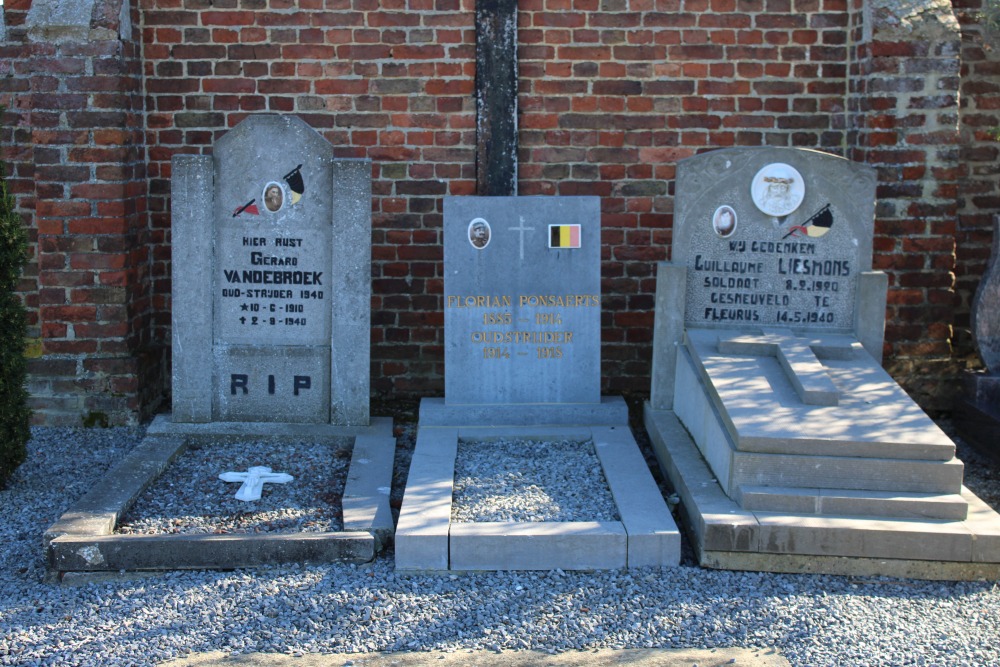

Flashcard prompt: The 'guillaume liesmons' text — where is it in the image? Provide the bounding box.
[694,238,852,325]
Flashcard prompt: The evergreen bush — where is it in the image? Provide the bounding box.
[0,143,30,490]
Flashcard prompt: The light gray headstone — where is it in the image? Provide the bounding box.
[672,147,877,335]
[443,196,601,405]
[651,148,885,405]
[171,114,371,425]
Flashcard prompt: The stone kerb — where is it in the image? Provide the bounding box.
[44,418,396,578]
[395,425,680,573]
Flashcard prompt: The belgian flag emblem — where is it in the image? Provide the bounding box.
[783,204,833,239]
[283,164,305,204]
[549,224,581,248]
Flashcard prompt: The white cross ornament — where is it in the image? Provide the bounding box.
[219,466,294,502]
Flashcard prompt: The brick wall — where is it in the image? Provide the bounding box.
[847,0,964,411]
[2,0,996,423]
[955,0,1000,371]
[142,0,858,405]
[3,0,159,425]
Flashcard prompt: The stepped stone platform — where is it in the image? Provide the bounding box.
[44,415,395,579]
[644,407,1000,581]
[396,399,680,572]
[643,147,1000,580]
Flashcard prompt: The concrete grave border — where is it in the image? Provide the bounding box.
[44,415,395,579]
[644,407,1000,581]
[396,401,680,572]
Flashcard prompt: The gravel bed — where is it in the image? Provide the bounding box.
[2,415,1000,667]
[452,438,619,523]
[117,440,351,535]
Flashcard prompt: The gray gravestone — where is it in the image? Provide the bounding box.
[171,115,371,425]
[442,196,601,406]
[420,194,628,424]
[956,215,1000,459]
[672,147,876,335]
[652,147,888,411]
[643,147,1000,577]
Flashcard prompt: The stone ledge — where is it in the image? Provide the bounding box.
[644,404,1000,580]
[418,396,629,427]
[147,414,393,443]
[396,407,680,573]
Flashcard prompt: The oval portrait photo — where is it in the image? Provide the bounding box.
[263,182,284,213]
[468,217,491,250]
[712,205,737,238]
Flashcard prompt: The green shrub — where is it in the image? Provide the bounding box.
[0,148,30,490]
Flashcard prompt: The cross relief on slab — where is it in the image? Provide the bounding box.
[219,465,294,502]
[717,328,857,406]
[508,216,534,261]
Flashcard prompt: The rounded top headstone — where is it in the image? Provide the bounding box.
[672,147,877,333]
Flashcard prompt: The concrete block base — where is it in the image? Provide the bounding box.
[450,522,627,571]
[45,415,396,580]
[644,405,1000,580]
[418,396,629,427]
[396,402,680,572]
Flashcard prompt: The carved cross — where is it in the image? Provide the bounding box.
[508,216,534,261]
[219,466,294,502]
[717,328,856,406]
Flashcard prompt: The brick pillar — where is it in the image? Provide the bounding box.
[847,0,962,412]
[954,0,1000,367]
[4,0,156,425]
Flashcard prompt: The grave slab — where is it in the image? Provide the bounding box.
[645,407,1000,580]
[644,146,1000,578]
[683,328,957,463]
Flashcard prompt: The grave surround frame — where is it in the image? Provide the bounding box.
[399,195,680,572]
[45,115,395,579]
[643,147,1000,580]
[44,420,395,576]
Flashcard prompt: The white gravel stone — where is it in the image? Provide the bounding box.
[1,424,999,667]
[452,438,619,523]
[117,440,350,535]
